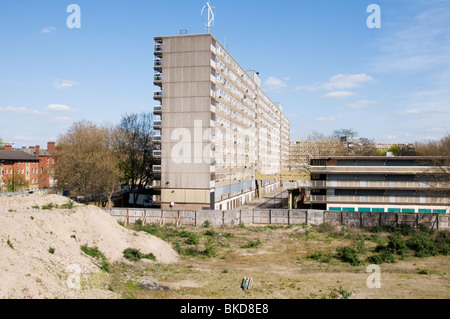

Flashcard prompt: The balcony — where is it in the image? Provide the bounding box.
[153,150,162,158]
[153,73,162,86]
[154,43,162,57]
[153,135,162,144]
[153,165,162,175]
[154,58,162,71]
[310,180,442,190]
[153,90,162,100]
[153,120,162,130]
[310,165,433,175]
[310,195,450,205]
[153,105,162,115]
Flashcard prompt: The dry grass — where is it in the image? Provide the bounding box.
[106,223,450,299]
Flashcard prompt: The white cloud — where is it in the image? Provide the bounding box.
[323,74,374,90]
[0,106,45,115]
[45,104,75,112]
[323,91,356,99]
[53,80,79,89]
[263,76,287,91]
[315,116,336,122]
[345,100,376,109]
[296,73,374,92]
[41,27,56,34]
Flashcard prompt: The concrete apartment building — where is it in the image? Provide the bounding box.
[153,33,290,210]
[308,156,449,214]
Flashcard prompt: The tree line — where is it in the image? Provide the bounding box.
[53,112,158,207]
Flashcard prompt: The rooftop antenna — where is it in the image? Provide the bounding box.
[201,1,215,34]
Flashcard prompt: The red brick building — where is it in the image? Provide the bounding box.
[0,146,40,191]
[0,142,57,192]
[24,142,57,189]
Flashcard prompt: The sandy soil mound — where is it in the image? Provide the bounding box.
[0,193,179,299]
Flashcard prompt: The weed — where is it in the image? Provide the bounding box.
[317,222,336,234]
[143,252,156,261]
[204,229,217,237]
[41,203,57,210]
[353,236,366,254]
[308,250,332,263]
[203,237,217,257]
[81,245,110,272]
[7,237,14,249]
[417,269,429,275]
[241,238,262,249]
[31,205,39,209]
[202,220,211,228]
[322,286,353,299]
[48,247,55,254]
[60,200,74,209]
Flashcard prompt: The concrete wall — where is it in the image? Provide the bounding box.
[105,208,449,230]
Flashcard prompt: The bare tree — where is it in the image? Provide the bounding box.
[113,112,158,207]
[54,121,122,205]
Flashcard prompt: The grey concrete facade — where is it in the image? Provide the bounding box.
[153,34,290,210]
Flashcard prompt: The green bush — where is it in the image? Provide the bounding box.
[317,222,335,234]
[398,223,414,236]
[203,237,217,257]
[336,246,362,266]
[435,231,450,255]
[407,233,439,258]
[142,252,156,261]
[387,233,408,255]
[123,248,142,261]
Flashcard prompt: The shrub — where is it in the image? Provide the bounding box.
[337,247,362,266]
[387,233,408,255]
[123,248,142,261]
[337,246,362,266]
[317,222,335,234]
[397,223,414,236]
[308,250,332,263]
[435,231,450,255]
[142,252,156,261]
[203,237,217,257]
[353,236,366,254]
[407,233,439,258]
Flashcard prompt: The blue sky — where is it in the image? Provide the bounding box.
[0,0,449,148]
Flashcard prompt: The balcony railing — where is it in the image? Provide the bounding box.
[310,180,439,189]
[154,58,162,70]
[310,166,434,175]
[153,135,162,143]
[153,120,162,129]
[153,90,162,100]
[153,150,162,158]
[153,105,162,115]
[310,195,449,205]
[154,44,162,56]
[154,73,162,86]
[153,165,162,173]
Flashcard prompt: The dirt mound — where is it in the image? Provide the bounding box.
[0,193,179,299]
